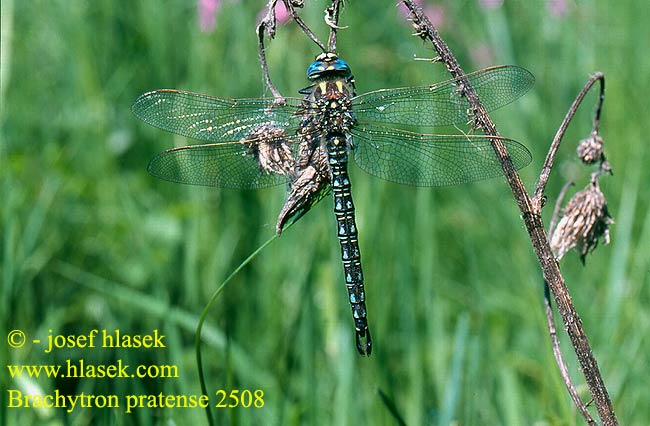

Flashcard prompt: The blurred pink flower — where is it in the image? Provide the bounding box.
[548,0,568,18]
[256,1,291,26]
[423,5,445,27]
[479,0,504,9]
[198,0,222,33]
[275,1,290,24]
[470,44,496,68]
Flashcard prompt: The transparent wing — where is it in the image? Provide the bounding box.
[350,124,532,187]
[132,90,304,142]
[352,65,534,128]
[147,142,290,189]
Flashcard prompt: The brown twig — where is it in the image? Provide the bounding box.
[258,0,342,100]
[256,0,284,99]
[550,181,575,234]
[533,73,605,205]
[400,1,617,424]
[282,0,327,51]
[257,0,334,99]
[542,282,597,425]
[546,180,597,425]
[325,0,345,52]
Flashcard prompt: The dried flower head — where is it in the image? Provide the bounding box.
[550,179,614,263]
[576,130,604,165]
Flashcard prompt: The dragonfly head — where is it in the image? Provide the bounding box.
[306,52,352,82]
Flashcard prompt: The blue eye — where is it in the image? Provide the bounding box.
[306,58,352,81]
[306,61,327,80]
[331,59,351,73]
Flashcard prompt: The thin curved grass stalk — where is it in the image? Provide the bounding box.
[377,388,408,426]
[195,219,297,426]
[195,233,277,425]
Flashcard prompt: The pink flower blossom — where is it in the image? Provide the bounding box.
[256,1,291,26]
[548,0,568,18]
[479,0,504,10]
[275,1,290,24]
[470,44,495,68]
[423,5,445,27]
[198,0,222,33]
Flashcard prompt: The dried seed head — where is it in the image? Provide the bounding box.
[576,131,604,165]
[550,179,614,262]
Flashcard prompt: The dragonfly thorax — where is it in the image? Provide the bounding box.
[302,79,356,136]
[300,53,357,137]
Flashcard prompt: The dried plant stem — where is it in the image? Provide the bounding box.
[400,1,617,424]
[545,181,596,425]
[542,282,597,424]
[257,0,343,99]
[256,0,283,99]
[534,73,605,204]
[281,0,327,51]
[325,0,345,52]
[549,181,575,234]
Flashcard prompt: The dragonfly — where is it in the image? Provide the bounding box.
[132,52,534,356]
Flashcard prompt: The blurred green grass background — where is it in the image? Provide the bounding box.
[1,0,648,425]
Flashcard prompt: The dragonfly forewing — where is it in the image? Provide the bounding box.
[131,90,304,143]
[351,65,534,128]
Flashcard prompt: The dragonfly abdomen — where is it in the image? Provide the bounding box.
[326,132,372,356]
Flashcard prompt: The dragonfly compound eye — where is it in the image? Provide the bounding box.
[306,58,353,81]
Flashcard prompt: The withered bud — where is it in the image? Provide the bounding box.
[550,179,614,263]
[576,130,604,164]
